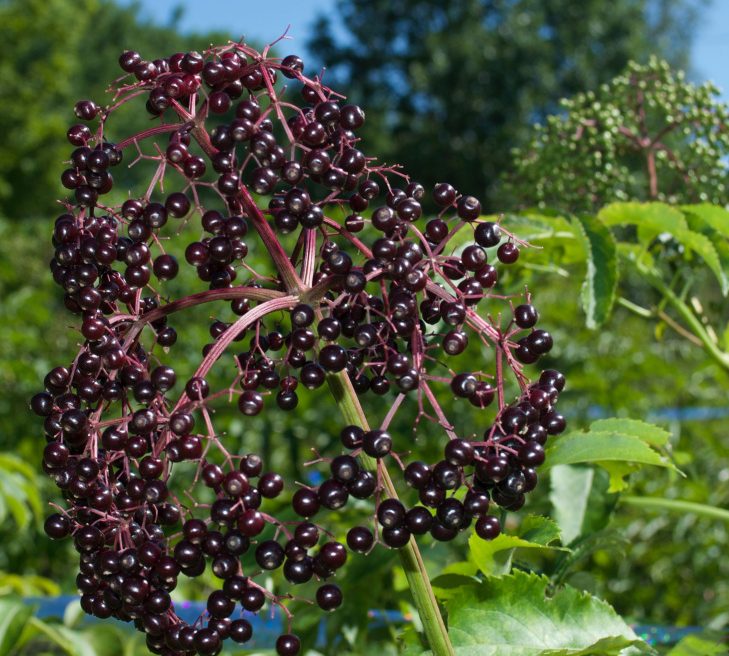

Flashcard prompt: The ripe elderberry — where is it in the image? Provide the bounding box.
[34,35,564,656]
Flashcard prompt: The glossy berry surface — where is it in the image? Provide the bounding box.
[34,35,564,656]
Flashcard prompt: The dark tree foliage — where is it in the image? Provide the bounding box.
[0,0,229,220]
[309,0,706,209]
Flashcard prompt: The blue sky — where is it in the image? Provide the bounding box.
[120,0,729,101]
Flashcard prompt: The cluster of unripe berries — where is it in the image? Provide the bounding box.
[34,40,564,656]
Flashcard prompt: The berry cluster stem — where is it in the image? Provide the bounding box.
[327,371,455,656]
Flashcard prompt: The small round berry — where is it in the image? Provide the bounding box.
[340,424,364,449]
[255,540,285,570]
[457,195,481,221]
[433,182,457,206]
[259,472,284,498]
[319,344,347,372]
[474,221,501,248]
[404,461,431,489]
[230,618,253,643]
[382,525,411,549]
[276,633,301,656]
[238,390,264,416]
[475,515,501,540]
[292,488,320,517]
[444,439,474,466]
[281,54,304,77]
[450,373,477,398]
[497,242,520,264]
[518,441,546,466]
[405,506,433,535]
[377,498,406,528]
[316,583,343,611]
[44,513,71,539]
[346,526,374,553]
[362,430,392,458]
[514,304,539,329]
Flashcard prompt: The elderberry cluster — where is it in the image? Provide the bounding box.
[32,38,565,656]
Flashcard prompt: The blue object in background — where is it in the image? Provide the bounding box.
[28,596,710,648]
[586,405,729,422]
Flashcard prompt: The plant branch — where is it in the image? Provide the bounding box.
[620,495,729,523]
[617,296,703,346]
[326,372,455,656]
[637,264,729,370]
[237,186,306,294]
[116,286,285,328]
[170,294,299,415]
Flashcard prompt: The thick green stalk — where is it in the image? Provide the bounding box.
[620,495,729,523]
[327,372,456,656]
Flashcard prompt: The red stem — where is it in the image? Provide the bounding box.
[238,186,305,294]
[170,295,299,415]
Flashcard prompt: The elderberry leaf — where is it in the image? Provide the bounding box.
[683,206,729,296]
[468,515,565,577]
[680,203,729,238]
[545,426,680,492]
[598,201,688,236]
[549,465,615,544]
[674,228,729,295]
[571,214,617,328]
[589,418,671,447]
[506,212,576,244]
[445,570,651,656]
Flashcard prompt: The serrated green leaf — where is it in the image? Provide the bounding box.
[589,418,671,446]
[508,212,576,242]
[446,570,651,655]
[545,431,673,469]
[674,228,729,295]
[438,560,480,578]
[666,634,727,656]
[682,208,729,296]
[680,203,729,237]
[468,515,565,576]
[0,597,34,656]
[545,428,679,491]
[571,214,617,328]
[549,465,616,543]
[598,202,688,235]
[617,242,656,269]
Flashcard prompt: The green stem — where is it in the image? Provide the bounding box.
[327,372,455,656]
[636,263,729,371]
[617,296,653,319]
[621,495,729,523]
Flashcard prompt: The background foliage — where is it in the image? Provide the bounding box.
[309,0,707,209]
[0,0,727,654]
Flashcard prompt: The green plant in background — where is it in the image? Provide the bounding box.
[506,58,729,211]
[0,0,229,221]
[310,0,706,208]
